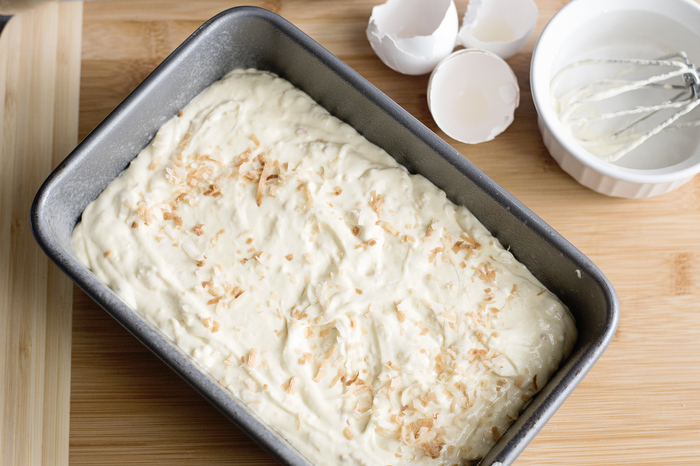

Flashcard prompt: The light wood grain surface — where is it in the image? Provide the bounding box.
[0,3,82,466]
[67,0,700,465]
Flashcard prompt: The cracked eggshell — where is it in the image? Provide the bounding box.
[366,0,459,75]
[458,0,538,59]
[427,49,519,144]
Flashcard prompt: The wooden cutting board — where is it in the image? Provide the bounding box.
[0,3,82,465]
[70,0,700,465]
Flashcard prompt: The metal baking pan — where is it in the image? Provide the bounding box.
[31,6,619,465]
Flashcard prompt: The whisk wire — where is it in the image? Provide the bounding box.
[552,52,700,162]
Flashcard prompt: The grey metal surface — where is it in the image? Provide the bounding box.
[0,15,11,34]
[31,7,619,465]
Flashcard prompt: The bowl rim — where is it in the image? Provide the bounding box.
[531,0,700,185]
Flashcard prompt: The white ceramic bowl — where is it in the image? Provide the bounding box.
[531,0,700,198]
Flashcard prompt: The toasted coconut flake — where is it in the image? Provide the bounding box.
[351,226,360,237]
[285,377,301,397]
[103,250,112,258]
[394,303,407,323]
[193,224,205,236]
[474,262,497,283]
[421,440,444,459]
[313,345,336,383]
[369,190,384,216]
[174,192,187,205]
[254,251,269,264]
[231,286,244,299]
[234,155,250,168]
[299,352,314,365]
[345,371,361,386]
[256,159,274,206]
[330,367,346,388]
[355,238,377,250]
[343,427,354,440]
[244,377,257,392]
[460,233,481,249]
[201,153,224,166]
[492,426,501,442]
[435,353,447,374]
[163,211,183,228]
[247,349,258,368]
[377,220,399,236]
[203,183,221,197]
[149,156,163,171]
[350,385,373,397]
[283,376,299,395]
[416,418,434,429]
[515,375,524,388]
[178,132,191,150]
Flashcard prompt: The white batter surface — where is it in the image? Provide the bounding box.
[73,69,577,465]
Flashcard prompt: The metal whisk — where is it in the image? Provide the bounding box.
[551,52,700,162]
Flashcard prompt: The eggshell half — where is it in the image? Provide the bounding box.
[458,0,538,59]
[366,0,459,75]
[427,49,520,143]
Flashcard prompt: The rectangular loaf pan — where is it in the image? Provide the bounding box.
[31,7,619,465]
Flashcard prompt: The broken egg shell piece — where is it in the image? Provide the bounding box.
[366,0,459,76]
[427,49,520,144]
[458,0,538,59]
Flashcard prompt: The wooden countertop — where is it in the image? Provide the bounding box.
[0,4,81,465]
[69,1,700,464]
